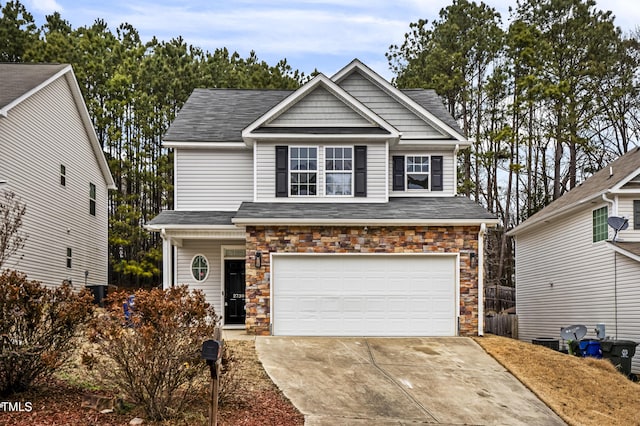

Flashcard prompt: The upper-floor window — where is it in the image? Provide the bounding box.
[66,247,72,268]
[60,165,66,186]
[634,200,640,229]
[89,183,96,216]
[407,156,430,190]
[592,206,608,242]
[290,147,317,196]
[325,147,353,196]
[393,155,443,192]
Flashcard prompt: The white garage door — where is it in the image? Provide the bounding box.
[272,254,457,336]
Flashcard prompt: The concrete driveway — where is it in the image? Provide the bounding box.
[256,337,565,425]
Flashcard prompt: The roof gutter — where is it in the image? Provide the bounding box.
[232,218,500,226]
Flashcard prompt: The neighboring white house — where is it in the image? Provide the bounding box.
[508,147,640,373]
[147,59,497,336]
[0,63,115,289]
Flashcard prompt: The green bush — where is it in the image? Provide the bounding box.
[88,286,219,421]
[0,270,94,395]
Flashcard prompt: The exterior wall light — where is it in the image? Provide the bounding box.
[255,251,262,268]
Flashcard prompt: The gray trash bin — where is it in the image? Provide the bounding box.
[600,340,637,378]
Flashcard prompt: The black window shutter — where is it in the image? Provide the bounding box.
[392,156,405,191]
[354,146,367,197]
[275,146,288,197]
[431,155,443,191]
[634,200,640,229]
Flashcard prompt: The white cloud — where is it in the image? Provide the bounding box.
[26,0,63,14]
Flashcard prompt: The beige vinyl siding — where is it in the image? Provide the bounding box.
[515,204,615,341]
[611,252,640,373]
[255,141,387,202]
[269,87,373,127]
[176,239,242,317]
[614,196,640,241]
[175,148,253,210]
[0,76,109,287]
[338,71,444,138]
[388,150,455,196]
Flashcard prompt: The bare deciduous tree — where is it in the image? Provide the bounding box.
[0,190,27,269]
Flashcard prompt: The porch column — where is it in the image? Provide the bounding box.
[161,229,172,289]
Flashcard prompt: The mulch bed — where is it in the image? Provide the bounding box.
[0,340,303,426]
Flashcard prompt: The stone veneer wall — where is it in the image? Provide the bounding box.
[245,225,480,336]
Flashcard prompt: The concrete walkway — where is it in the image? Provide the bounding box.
[256,337,565,425]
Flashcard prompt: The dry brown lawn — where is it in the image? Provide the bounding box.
[474,335,640,426]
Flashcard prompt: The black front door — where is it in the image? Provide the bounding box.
[224,259,246,325]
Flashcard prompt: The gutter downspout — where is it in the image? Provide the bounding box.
[478,223,487,336]
[454,144,460,196]
[161,228,171,290]
[602,192,616,215]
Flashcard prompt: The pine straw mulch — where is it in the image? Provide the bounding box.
[474,334,640,426]
[0,340,303,426]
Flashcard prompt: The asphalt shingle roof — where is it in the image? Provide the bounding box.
[147,210,236,226]
[163,87,463,143]
[510,147,640,235]
[0,63,68,109]
[163,89,291,142]
[234,197,496,222]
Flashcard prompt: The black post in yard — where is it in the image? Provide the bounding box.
[202,339,223,426]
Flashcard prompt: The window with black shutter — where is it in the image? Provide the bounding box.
[275,146,288,197]
[354,146,367,197]
[392,156,405,191]
[431,156,443,191]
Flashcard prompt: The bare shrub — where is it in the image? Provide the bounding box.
[0,190,27,269]
[88,286,219,421]
[0,271,94,395]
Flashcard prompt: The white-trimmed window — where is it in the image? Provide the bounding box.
[406,155,430,190]
[66,248,72,268]
[290,147,317,196]
[325,147,353,196]
[191,255,209,281]
[592,206,608,242]
[89,183,96,216]
[60,165,66,186]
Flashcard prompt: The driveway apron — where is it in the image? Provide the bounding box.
[256,337,565,425]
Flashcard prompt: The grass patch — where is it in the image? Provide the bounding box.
[474,334,640,426]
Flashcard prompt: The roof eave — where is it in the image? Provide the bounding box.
[507,191,606,236]
[145,224,241,231]
[232,218,499,226]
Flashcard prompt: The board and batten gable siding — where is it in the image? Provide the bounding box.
[515,203,624,344]
[175,148,253,210]
[254,141,387,202]
[0,75,109,287]
[388,150,455,196]
[338,71,443,139]
[175,239,241,318]
[268,87,373,127]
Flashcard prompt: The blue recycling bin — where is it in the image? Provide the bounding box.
[579,339,602,358]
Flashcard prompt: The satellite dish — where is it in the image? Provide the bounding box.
[560,325,587,341]
[607,216,629,241]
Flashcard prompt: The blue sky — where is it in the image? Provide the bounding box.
[24,0,640,80]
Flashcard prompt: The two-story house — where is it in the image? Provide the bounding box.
[0,63,115,289]
[147,60,497,336]
[508,147,640,373]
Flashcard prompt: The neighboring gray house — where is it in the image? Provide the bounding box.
[0,63,115,288]
[147,59,497,336]
[508,147,640,372]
